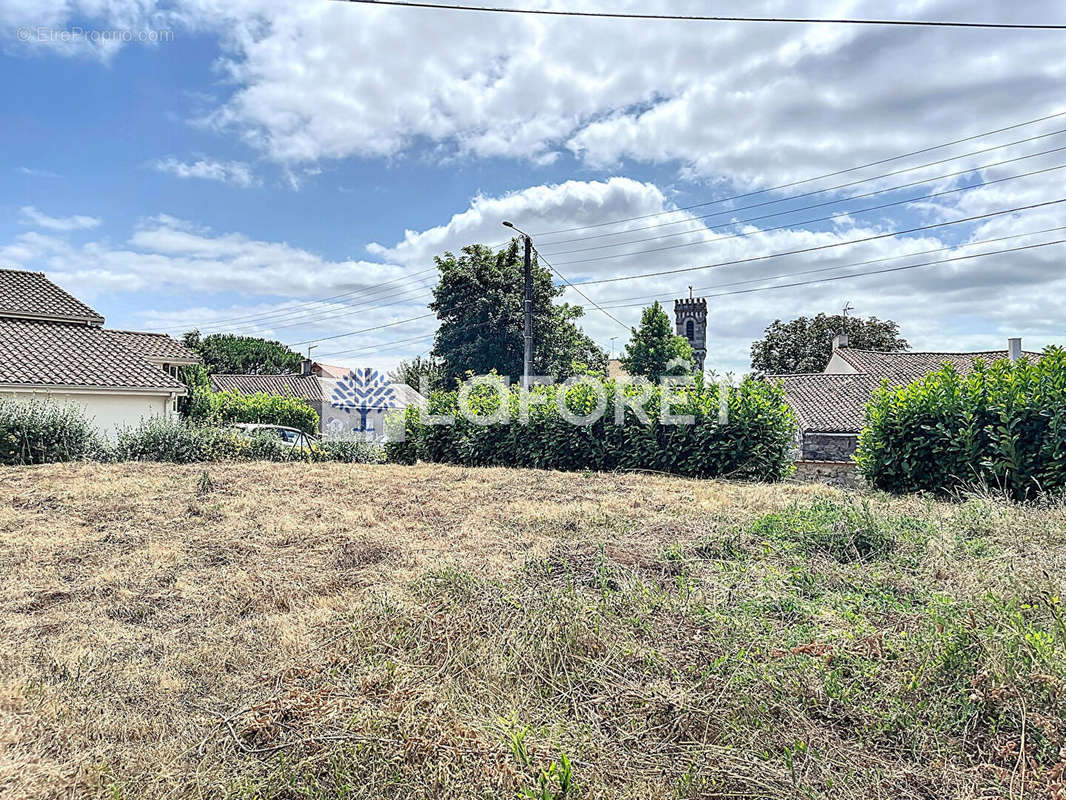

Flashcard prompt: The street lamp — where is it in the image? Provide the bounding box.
[502,221,534,389]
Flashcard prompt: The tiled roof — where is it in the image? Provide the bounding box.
[209,372,430,409]
[210,374,324,402]
[0,318,185,391]
[834,349,1043,385]
[106,330,199,364]
[0,268,104,325]
[773,347,1048,435]
[311,362,351,378]
[773,373,881,433]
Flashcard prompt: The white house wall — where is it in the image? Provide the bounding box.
[0,389,175,438]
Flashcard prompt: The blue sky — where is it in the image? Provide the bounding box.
[1,0,1064,373]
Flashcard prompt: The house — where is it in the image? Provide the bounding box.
[0,268,197,434]
[772,333,1042,479]
[210,359,426,440]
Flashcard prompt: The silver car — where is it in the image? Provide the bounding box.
[231,423,318,453]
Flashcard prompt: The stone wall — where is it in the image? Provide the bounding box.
[793,459,864,487]
[801,432,858,461]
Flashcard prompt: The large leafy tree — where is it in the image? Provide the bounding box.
[430,241,607,386]
[750,313,908,375]
[619,302,695,381]
[182,330,304,375]
[388,356,443,393]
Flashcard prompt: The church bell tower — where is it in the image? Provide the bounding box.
[674,292,707,372]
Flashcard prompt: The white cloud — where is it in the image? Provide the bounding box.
[5,164,1065,374]
[19,205,101,231]
[16,166,62,178]
[8,0,1065,185]
[152,156,258,187]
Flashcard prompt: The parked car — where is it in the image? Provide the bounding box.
[231,423,318,453]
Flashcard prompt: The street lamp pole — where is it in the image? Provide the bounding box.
[503,221,533,389]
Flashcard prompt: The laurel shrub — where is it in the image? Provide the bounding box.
[186,387,319,433]
[856,347,1066,499]
[385,375,797,481]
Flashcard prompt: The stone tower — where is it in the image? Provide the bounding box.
[674,295,707,372]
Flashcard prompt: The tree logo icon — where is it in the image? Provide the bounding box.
[330,368,397,431]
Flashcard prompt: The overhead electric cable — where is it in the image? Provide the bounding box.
[525,109,1066,237]
[550,163,1066,265]
[335,1,1066,30]
[291,312,436,346]
[537,132,1066,248]
[567,197,1066,286]
[588,224,1066,308]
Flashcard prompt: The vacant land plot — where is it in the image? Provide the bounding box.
[1,462,1064,799]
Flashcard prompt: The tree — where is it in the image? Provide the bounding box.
[619,302,695,381]
[182,330,304,375]
[388,356,443,393]
[750,313,908,375]
[430,241,607,386]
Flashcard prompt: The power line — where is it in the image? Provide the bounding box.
[690,238,1066,302]
[590,224,1066,308]
[550,162,1066,265]
[225,285,436,335]
[537,130,1066,249]
[527,243,629,331]
[290,312,436,346]
[162,266,437,333]
[316,331,439,359]
[568,197,1066,286]
[335,1,1066,30]
[526,109,1066,239]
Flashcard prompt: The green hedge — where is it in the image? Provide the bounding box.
[187,388,319,433]
[0,399,102,466]
[856,348,1066,499]
[385,376,796,481]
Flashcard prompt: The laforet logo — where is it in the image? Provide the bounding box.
[330,368,397,431]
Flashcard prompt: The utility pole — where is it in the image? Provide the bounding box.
[503,221,534,388]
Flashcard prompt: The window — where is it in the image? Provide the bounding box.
[685,319,694,340]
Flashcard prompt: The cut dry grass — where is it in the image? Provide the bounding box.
[0,462,1064,799]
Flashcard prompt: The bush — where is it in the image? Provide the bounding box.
[114,417,247,463]
[385,375,796,481]
[0,399,102,466]
[315,437,385,464]
[856,348,1066,500]
[187,388,319,433]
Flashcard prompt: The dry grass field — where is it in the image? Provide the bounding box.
[1,462,1064,799]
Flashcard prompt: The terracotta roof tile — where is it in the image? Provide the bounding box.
[833,349,1043,385]
[772,347,1048,435]
[0,319,185,391]
[210,374,324,402]
[773,373,881,433]
[0,268,104,324]
[106,330,199,364]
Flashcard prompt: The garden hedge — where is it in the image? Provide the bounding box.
[385,375,797,481]
[856,347,1066,499]
[186,387,319,433]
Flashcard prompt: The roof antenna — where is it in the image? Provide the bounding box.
[688,285,693,299]
[841,301,853,334]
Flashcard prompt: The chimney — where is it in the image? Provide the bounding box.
[300,358,313,375]
[1007,337,1022,363]
[832,332,849,351]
